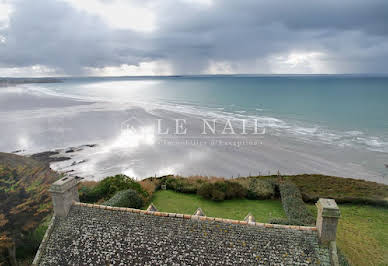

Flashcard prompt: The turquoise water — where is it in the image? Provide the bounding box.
[29,75,388,153]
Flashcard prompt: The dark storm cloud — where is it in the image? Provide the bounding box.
[0,0,150,74]
[149,0,388,73]
[1,0,388,74]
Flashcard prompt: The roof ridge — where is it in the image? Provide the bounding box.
[146,203,158,212]
[193,207,205,216]
[73,201,317,232]
[244,212,255,223]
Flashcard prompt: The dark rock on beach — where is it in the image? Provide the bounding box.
[85,144,98,148]
[11,150,25,154]
[30,151,71,165]
[71,159,87,166]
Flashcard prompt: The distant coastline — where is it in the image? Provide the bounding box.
[0,77,62,87]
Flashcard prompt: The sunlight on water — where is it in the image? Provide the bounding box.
[104,125,156,152]
[17,135,31,150]
[77,80,161,102]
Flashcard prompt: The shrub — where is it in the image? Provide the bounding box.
[197,183,216,200]
[139,179,160,200]
[163,176,199,193]
[78,185,94,201]
[15,215,51,260]
[102,189,144,209]
[197,181,246,201]
[242,178,276,200]
[278,182,315,225]
[224,181,247,199]
[211,189,226,201]
[79,174,148,203]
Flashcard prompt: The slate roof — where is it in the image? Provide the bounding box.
[36,203,330,265]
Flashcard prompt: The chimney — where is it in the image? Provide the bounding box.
[316,198,340,246]
[49,176,80,217]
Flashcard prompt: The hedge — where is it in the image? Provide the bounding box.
[197,181,247,201]
[278,182,315,225]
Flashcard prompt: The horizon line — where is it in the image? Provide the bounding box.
[2,73,388,79]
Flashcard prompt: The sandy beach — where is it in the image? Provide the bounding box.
[1,81,387,184]
[47,107,388,184]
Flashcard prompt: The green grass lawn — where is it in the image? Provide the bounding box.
[151,190,285,222]
[308,204,388,266]
[337,205,388,266]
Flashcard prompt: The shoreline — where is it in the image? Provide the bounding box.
[21,141,388,185]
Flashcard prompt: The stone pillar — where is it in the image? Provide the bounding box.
[316,198,340,246]
[49,176,80,217]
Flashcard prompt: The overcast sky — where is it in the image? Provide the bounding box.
[0,0,388,76]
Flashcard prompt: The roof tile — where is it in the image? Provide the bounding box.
[37,205,329,265]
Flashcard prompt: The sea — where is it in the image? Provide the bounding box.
[1,75,387,183]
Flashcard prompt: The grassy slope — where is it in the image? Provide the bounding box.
[0,152,60,262]
[151,190,285,222]
[285,174,388,202]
